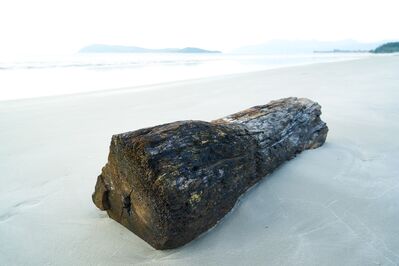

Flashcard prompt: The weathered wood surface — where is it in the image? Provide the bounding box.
[92,97,328,249]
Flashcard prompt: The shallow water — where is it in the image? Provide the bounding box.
[0,52,369,101]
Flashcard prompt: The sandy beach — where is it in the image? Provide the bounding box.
[1,55,398,265]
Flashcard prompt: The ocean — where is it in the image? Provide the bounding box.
[0,52,369,101]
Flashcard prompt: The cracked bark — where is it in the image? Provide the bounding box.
[92,97,328,250]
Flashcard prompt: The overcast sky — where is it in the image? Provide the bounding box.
[0,0,398,55]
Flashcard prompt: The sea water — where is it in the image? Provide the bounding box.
[0,52,369,101]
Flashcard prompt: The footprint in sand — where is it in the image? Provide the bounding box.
[0,197,43,223]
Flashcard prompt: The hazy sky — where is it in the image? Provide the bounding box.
[0,0,398,55]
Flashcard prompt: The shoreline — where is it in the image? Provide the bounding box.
[0,54,373,104]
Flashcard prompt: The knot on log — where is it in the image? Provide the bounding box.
[92,97,328,249]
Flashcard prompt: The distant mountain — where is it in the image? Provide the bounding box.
[79,44,221,53]
[372,42,399,53]
[233,40,388,54]
[314,49,370,53]
[178,47,220,53]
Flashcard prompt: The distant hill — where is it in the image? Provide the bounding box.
[314,49,370,53]
[233,40,387,54]
[372,42,399,53]
[79,44,221,54]
[178,47,220,53]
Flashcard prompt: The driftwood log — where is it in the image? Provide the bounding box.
[92,97,328,249]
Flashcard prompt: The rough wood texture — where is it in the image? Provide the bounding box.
[92,97,328,250]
